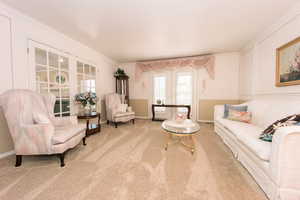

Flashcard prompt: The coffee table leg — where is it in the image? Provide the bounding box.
[165,133,172,151]
[190,135,195,155]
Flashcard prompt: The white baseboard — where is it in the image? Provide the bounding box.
[135,116,151,120]
[0,150,14,159]
[197,120,214,123]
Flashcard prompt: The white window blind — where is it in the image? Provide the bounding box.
[153,76,166,112]
[176,73,192,112]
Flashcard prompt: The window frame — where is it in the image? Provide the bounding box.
[76,61,96,94]
[31,44,71,117]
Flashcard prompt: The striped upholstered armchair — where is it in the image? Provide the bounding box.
[105,93,135,128]
[0,89,86,167]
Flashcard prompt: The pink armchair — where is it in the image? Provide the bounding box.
[0,89,86,167]
[105,93,135,128]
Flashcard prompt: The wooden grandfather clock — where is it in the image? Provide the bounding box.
[115,75,129,105]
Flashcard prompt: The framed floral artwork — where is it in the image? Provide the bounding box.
[276,36,300,87]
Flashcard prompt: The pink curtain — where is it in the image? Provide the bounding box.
[135,55,215,80]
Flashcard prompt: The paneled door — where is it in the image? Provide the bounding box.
[152,69,198,121]
[0,15,13,93]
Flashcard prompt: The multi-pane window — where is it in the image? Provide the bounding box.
[35,48,70,117]
[77,62,96,93]
[153,75,166,112]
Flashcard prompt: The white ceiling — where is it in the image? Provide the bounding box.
[1,0,298,62]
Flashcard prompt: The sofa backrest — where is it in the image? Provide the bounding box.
[246,99,300,128]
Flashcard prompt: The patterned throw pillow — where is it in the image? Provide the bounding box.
[224,104,248,118]
[227,109,252,123]
[260,114,300,142]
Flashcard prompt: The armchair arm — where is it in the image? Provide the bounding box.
[270,126,300,192]
[17,124,55,155]
[214,105,224,121]
[51,116,78,127]
[107,108,118,121]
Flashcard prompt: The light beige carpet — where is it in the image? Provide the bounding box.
[0,120,267,200]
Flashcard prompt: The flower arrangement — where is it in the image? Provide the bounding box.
[75,92,98,107]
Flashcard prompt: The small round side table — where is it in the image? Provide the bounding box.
[77,112,101,136]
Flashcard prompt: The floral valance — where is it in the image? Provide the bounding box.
[135,55,215,80]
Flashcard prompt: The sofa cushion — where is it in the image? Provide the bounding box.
[52,124,86,145]
[236,128,272,161]
[217,118,271,161]
[216,118,246,133]
[33,112,51,124]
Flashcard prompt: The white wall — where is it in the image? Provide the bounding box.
[200,52,240,100]
[239,46,255,100]
[121,52,240,100]
[0,2,116,99]
[240,2,300,100]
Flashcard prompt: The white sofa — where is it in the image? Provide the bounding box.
[214,99,300,200]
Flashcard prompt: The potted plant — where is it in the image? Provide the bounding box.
[114,68,128,78]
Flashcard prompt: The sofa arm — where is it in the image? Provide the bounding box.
[51,116,78,127]
[214,105,224,121]
[270,126,300,193]
[18,124,55,155]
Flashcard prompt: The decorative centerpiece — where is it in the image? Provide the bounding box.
[175,113,186,123]
[75,92,98,114]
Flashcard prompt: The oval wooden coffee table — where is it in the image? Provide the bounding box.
[162,119,200,155]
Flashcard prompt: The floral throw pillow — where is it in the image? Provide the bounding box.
[260,114,300,142]
[227,109,252,123]
[223,104,248,118]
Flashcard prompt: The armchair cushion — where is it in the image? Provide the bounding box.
[52,124,86,145]
[114,111,135,118]
[117,104,128,113]
[33,112,51,124]
[51,116,78,127]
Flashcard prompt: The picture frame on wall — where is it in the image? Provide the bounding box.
[276,36,300,87]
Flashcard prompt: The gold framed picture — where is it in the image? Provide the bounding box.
[276,36,300,87]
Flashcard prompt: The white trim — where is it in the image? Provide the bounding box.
[243,2,300,49]
[256,11,300,45]
[0,150,14,159]
[254,91,300,96]
[135,116,151,120]
[197,120,214,123]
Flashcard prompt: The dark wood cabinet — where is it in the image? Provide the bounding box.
[115,75,129,105]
